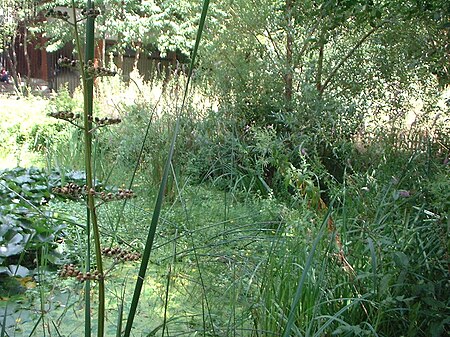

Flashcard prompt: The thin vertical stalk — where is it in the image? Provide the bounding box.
[69,3,91,336]
[71,0,105,336]
[84,0,105,335]
[162,228,177,336]
[115,282,127,337]
[38,248,48,337]
[84,211,91,337]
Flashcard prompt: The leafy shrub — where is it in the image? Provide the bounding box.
[28,121,67,153]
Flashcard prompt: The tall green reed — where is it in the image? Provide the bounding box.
[43,1,108,335]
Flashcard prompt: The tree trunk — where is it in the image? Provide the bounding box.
[133,41,141,70]
[117,31,124,69]
[23,24,32,88]
[316,32,325,94]
[284,0,293,103]
[116,1,125,70]
[5,35,20,89]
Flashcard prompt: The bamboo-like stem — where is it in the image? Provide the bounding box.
[71,1,105,336]
[84,1,106,336]
[69,4,91,336]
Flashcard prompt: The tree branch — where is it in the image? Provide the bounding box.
[320,22,385,95]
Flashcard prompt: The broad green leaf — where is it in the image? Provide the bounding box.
[7,265,30,277]
[13,175,33,184]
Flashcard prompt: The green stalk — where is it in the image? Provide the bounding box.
[123,0,210,335]
[84,1,105,336]
[123,97,180,337]
[69,4,91,336]
[71,0,105,336]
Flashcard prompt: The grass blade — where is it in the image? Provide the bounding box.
[123,94,180,337]
[1,304,8,337]
[367,236,377,293]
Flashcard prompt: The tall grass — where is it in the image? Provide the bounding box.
[123,0,211,334]
[252,161,449,336]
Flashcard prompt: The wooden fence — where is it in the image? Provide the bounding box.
[51,52,181,94]
[1,25,184,94]
[359,128,449,157]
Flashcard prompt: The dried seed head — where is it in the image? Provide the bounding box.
[46,9,69,20]
[81,7,101,18]
[58,57,78,68]
[48,110,80,123]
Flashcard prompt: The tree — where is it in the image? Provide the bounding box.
[39,0,200,70]
[203,0,448,108]
[195,0,449,192]
[0,0,37,89]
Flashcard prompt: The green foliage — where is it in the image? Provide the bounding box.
[423,168,450,218]
[0,97,51,167]
[39,0,200,57]
[0,167,51,205]
[0,167,82,276]
[196,0,449,203]
[1,0,448,336]
[0,0,36,46]
[186,106,333,206]
[255,165,449,336]
[48,84,83,114]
